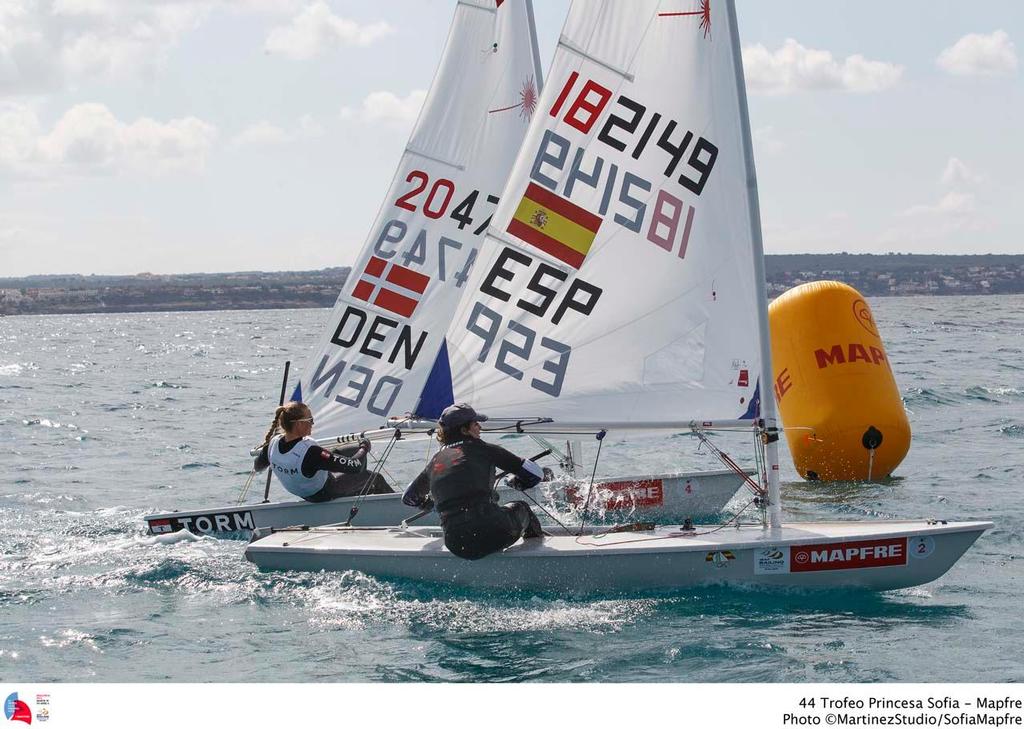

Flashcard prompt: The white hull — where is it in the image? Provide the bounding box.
[144,470,747,536]
[244,519,992,593]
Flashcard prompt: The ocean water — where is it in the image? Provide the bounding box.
[1,295,1021,683]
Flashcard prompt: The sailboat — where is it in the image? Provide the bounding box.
[144,0,748,538]
[245,0,991,591]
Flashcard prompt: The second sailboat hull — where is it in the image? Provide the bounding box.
[144,469,747,536]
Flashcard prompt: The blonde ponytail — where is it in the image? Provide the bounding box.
[260,405,286,449]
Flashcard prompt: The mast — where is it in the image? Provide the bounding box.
[524,0,544,96]
[726,0,782,530]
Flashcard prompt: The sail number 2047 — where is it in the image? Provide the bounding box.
[393,170,500,236]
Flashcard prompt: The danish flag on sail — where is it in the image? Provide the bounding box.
[351,256,430,318]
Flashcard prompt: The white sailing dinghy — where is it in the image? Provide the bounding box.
[246,0,991,591]
[146,459,745,535]
[144,0,747,538]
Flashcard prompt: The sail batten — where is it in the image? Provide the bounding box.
[405,147,467,171]
[557,37,636,81]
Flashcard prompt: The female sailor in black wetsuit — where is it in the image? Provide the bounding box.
[253,401,393,501]
[402,403,545,560]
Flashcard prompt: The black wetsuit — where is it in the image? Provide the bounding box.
[254,440,393,501]
[403,438,543,560]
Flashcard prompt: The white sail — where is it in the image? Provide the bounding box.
[430,0,764,427]
[292,0,544,436]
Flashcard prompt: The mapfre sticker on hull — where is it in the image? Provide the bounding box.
[147,511,256,535]
[791,537,907,572]
[566,479,665,510]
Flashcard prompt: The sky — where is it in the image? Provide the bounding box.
[0,0,1020,277]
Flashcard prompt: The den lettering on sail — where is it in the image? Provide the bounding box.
[303,305,426,416]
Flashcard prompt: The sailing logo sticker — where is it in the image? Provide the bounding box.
[658,0,712,39]
[4,693,32,725]
[852,298,880,337]
[791,538,907,572]
[148,518,174,534]
[754,547,789,574]
[706,550,735,568]
[352,256,431,318]
[507,182,602,269]
[489,76,539,120]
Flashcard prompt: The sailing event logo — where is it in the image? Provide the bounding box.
[658,0,712,39]
[852,298,880,337]
[489,76,539,120]
[3,693,31,725]
[754,547,789,574]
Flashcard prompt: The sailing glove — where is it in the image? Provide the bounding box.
[508,459,544,491]
[402,482,428,508]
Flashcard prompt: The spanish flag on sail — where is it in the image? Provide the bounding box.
[506,182,602,269]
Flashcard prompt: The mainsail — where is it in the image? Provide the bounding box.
[292,0,544,436]
[425,0,766,427]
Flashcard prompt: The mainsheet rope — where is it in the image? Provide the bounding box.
[341,430,402,525]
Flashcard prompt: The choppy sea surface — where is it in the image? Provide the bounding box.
[1,295,1021,682]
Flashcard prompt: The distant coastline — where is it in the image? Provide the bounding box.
[2,254,1022,316]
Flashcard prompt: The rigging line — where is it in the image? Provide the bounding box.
[347,431,401,520]
[693,429,764,496]
[520,488,573,535]
[575,430,607,536]
[236,469,257,505]
[574,498,762,547]
[753,428,767,491]
[491,429,607,437]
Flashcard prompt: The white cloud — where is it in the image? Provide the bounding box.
[298,114,324,137]
[340,90,426,127]
[0,224,25,241]
[0,102,43,169]
[231,0,305,15]
[229,121,292,148]
[1,102,217,176]
[940,157,982,187]
[937,31,1018,77]
[901,192,977,218]
[264,2,393,60]
[1,1,209,94]
[228,116,323,148]
[743,39,903,94]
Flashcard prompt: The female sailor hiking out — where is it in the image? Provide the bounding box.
[402,403,545,560]
[254,401,393,501]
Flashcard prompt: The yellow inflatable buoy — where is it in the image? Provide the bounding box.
[768,281,911,481]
